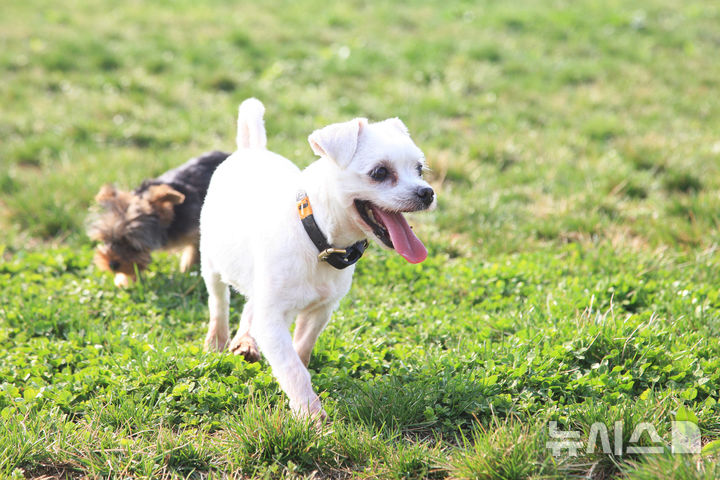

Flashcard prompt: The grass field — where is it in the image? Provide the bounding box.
[1,0,720,478]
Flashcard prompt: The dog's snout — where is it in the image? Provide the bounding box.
[417,186,434,206]
[109,260,120,271]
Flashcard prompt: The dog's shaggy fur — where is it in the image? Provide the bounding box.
[88,150,230,287]
[200,99,435,419]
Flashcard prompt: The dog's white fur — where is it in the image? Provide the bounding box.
[200,98,435,418]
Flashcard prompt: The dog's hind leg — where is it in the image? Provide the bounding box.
[203,271,230,351]
[293,303,335,367]
[229,300,260,362]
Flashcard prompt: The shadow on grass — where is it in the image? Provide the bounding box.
[19,461,85,480]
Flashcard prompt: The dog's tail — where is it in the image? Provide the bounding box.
[236,98,267,150]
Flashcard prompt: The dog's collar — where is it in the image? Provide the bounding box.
[296,190,368,270]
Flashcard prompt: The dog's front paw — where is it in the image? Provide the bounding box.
[292,396,327,426]
[311,406,329,428]
[229,334,261,363]
[179,245,198,273]
[114,273,133,288]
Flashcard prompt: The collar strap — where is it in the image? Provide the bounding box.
[297,191,368,270]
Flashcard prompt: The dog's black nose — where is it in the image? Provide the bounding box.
[109,260,120,271]
[417,186,434,206]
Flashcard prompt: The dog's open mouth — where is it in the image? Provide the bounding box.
[354,199,427,264]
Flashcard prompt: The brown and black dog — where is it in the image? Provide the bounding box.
[87,150,229,287]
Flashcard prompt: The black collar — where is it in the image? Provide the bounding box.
[296,191,368,270]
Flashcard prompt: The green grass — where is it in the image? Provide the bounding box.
[1,0,720,478]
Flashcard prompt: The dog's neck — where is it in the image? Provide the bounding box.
[300,158,366,248]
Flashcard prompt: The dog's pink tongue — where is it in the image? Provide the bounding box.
[372,207,427,263]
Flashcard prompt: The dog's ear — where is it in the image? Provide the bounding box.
[95,184,117,203]
[147,184,185,206]
[146,185,185,224]
[308,118,367,168]
[380,117,410,136]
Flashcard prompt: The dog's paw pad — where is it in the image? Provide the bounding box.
[229,336,260,363]
[236,345,261,363]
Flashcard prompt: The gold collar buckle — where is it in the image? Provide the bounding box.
[318,248,347,261]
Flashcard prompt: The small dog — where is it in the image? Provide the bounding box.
[88,150,230,287]
[200,99,435,419]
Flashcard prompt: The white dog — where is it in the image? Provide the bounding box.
[200,98,435,418]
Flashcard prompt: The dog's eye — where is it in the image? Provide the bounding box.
[369,166,388,182]
[416,163,423,177]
